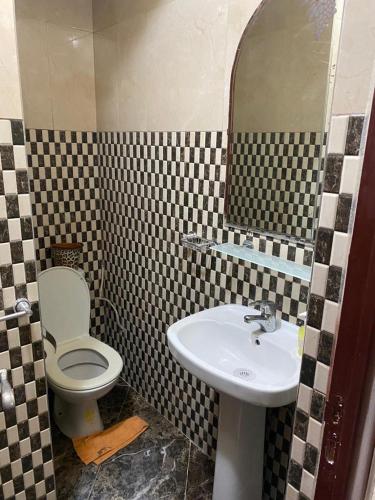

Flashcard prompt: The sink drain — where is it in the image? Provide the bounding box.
[233,368,255,380]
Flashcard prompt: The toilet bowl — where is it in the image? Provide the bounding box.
[38,266,123,438]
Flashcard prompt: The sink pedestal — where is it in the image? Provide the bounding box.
[213,394,265,500]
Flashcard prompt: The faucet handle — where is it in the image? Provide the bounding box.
[249,300,276,317]
[246,300,277,332]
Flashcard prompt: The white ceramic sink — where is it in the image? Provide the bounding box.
[167,304,300,407]
[167,304,301,500]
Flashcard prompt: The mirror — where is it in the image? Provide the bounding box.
[226,0,335,242]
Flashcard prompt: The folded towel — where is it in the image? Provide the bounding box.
[73,415,149,465]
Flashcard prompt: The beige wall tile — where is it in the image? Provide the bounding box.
[46,23,96,130]
[92,0,175,32]
[44,0,93,32]
[92,0,140,32]
[14,0,48,22]
[94,25,120,131]
[0,0,23,119]
[285,485,300,500]
[332,0,375,115]
[15,0,93,32]
[0,119,13,143]
[15,0,96,130]
[16,17,53,129]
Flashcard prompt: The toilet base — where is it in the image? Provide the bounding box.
[54,395,104,438]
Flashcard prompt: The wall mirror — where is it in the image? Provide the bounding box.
[225,0,337,243]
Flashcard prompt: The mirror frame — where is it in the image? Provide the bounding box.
[224,0,338,247]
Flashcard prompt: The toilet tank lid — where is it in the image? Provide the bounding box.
[38,267,91,345]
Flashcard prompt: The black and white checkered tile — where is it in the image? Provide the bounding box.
[26,129,104,339]
[0,119,55,499]
[286,115,365,499]
[98,130,311,498]
[228,131,324,240]
[264,403,295,500]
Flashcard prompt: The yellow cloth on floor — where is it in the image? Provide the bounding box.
[73,416,149,465]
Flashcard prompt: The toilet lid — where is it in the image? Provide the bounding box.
[38,267,91,345]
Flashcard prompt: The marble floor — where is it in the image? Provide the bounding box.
[51,383,215,500]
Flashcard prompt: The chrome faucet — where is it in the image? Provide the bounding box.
[244,300,277,333]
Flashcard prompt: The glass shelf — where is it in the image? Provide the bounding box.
[212,243,312,282]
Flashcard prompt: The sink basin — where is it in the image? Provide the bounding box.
[167,304,301,500]
[167,304,300,407]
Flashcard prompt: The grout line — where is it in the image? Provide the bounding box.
[86,464,101,500]
[184,440,192,500]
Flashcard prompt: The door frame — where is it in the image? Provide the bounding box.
[315,90,375,499]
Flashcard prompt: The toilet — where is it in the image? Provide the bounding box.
[38,266,123,438]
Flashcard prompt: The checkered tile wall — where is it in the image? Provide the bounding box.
[286,115,365,500]
[98,130,311,499]
[23,126,322,499]
[228,131,324,240]
[26,129,104,339]
[265,403,296,499]
[0,119,55,499]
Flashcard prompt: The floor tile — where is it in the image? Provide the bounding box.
[53,445,98,499]
[185,444,215,500]
[89,437,189,500]
[51,383,214,500]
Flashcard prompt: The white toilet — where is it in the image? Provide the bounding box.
[38,266,123,438]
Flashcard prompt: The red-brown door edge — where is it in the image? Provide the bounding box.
[315,90,375,499]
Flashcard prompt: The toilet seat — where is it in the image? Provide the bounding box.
[45,336,123,392]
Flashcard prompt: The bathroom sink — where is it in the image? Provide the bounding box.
[167,304,301,500]
[167,304,300,407]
